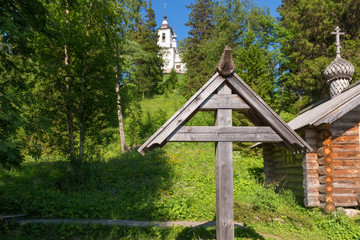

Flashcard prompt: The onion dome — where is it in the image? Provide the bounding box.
[324,26,355,97]
[323,57,354,82]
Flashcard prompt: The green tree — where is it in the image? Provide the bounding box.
[163,68,179,92]
[132,2,163,98]
[182,0,215,94]
[25,0,142,162]
[0,0,47,168]
[183,0,279,107]
[278,0,360,113]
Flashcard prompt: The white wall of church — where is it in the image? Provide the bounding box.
[157,28,172,48]
[157,15,186,73]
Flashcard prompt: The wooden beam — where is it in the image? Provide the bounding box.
[168,126,283,142]
[199,94,250,111]
[226,74,312,153]
[215,84,234,240]
[138,73,225,155]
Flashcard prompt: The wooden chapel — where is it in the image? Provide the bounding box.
[263,27,360,213]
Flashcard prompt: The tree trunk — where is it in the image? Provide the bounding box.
[64,6,75,158]
[79,2,92,160]
[116,84,128,152]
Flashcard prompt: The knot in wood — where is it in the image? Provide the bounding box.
[216,46,235,76]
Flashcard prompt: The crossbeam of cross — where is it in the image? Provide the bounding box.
[331,26,345,58]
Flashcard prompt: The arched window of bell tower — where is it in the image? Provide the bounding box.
[162,33,166,42]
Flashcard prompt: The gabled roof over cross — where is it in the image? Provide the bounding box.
[138,47,312,155]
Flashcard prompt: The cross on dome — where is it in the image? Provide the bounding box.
[331,26,345,58]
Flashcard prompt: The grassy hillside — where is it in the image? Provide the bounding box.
[1,92,360,239]
[1,142,360,239]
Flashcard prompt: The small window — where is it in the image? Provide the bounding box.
[162,33,166,42]
[176,65,181,69]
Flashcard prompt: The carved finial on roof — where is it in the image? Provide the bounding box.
[331,26,345,58]
[164,3,167,19]
[216,46,235,76]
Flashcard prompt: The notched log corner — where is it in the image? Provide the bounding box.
[216,46,235,76]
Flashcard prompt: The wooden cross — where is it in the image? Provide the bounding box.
[331,26,345,58]
[138,47,311,239]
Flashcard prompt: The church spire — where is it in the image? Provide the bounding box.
[164,3,167,19]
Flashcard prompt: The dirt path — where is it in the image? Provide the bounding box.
[14,218,282,239]
[17,219,242,228]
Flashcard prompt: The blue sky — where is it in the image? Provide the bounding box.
[149,0,282,41]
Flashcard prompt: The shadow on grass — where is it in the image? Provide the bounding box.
[0,148,174,221]
[176,223,265,240]
[0,223,266,240]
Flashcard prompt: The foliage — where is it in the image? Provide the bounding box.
[182,0,279,108]
[163,68,179,93]
[0,0,47,168]
[182,0,216,93]
[278,0,360,113]
[1,142,360,239]
[131,2,163,98]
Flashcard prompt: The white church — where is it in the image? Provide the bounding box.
[157,5,186,74]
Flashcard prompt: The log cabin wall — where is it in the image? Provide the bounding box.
[264,106,360,209]
[327,106,360,208]
[263,143,305,201]
[303,128,320,207]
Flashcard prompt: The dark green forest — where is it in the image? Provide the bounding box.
[2,0,360,239]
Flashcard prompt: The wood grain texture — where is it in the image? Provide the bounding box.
[226,74,312,153]
[215,84,234,240]
[199,94,250,111]
[168,126,283,142]
[138,73,225,155]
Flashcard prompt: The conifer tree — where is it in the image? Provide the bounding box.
[278,0,360,113]
[132,3,163,98]
[182,0,215,94]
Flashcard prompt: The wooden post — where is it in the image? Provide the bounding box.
[215,84,234,239]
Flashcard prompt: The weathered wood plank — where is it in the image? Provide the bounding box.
[303,178,320,188]
[226,74,312,153]
[332,182,360,189]
[304,197,320,207]
[306,170,319,177]
[302,161,319,170]
[314,96,360,125]
[168,126,283,142]
[331,160,360,168]
[273,167,303,175]
[332,135,358,144]
[305,128,317,138]
[305,188,320,197]
[199,94,250,111]
[331,120,358,128]
[215,84,234,240]
[332,152,360,158]
[330,127,358,136]
[138,73,225,155]
[306,153,318,160]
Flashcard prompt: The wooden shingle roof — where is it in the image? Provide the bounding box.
[288,81,360,130]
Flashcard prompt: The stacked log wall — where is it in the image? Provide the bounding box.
[263,143,305,200]
[316,128,334,212]
[327,106,360,207]
[303,128,320,207]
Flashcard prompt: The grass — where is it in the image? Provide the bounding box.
[1,142,360,239]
